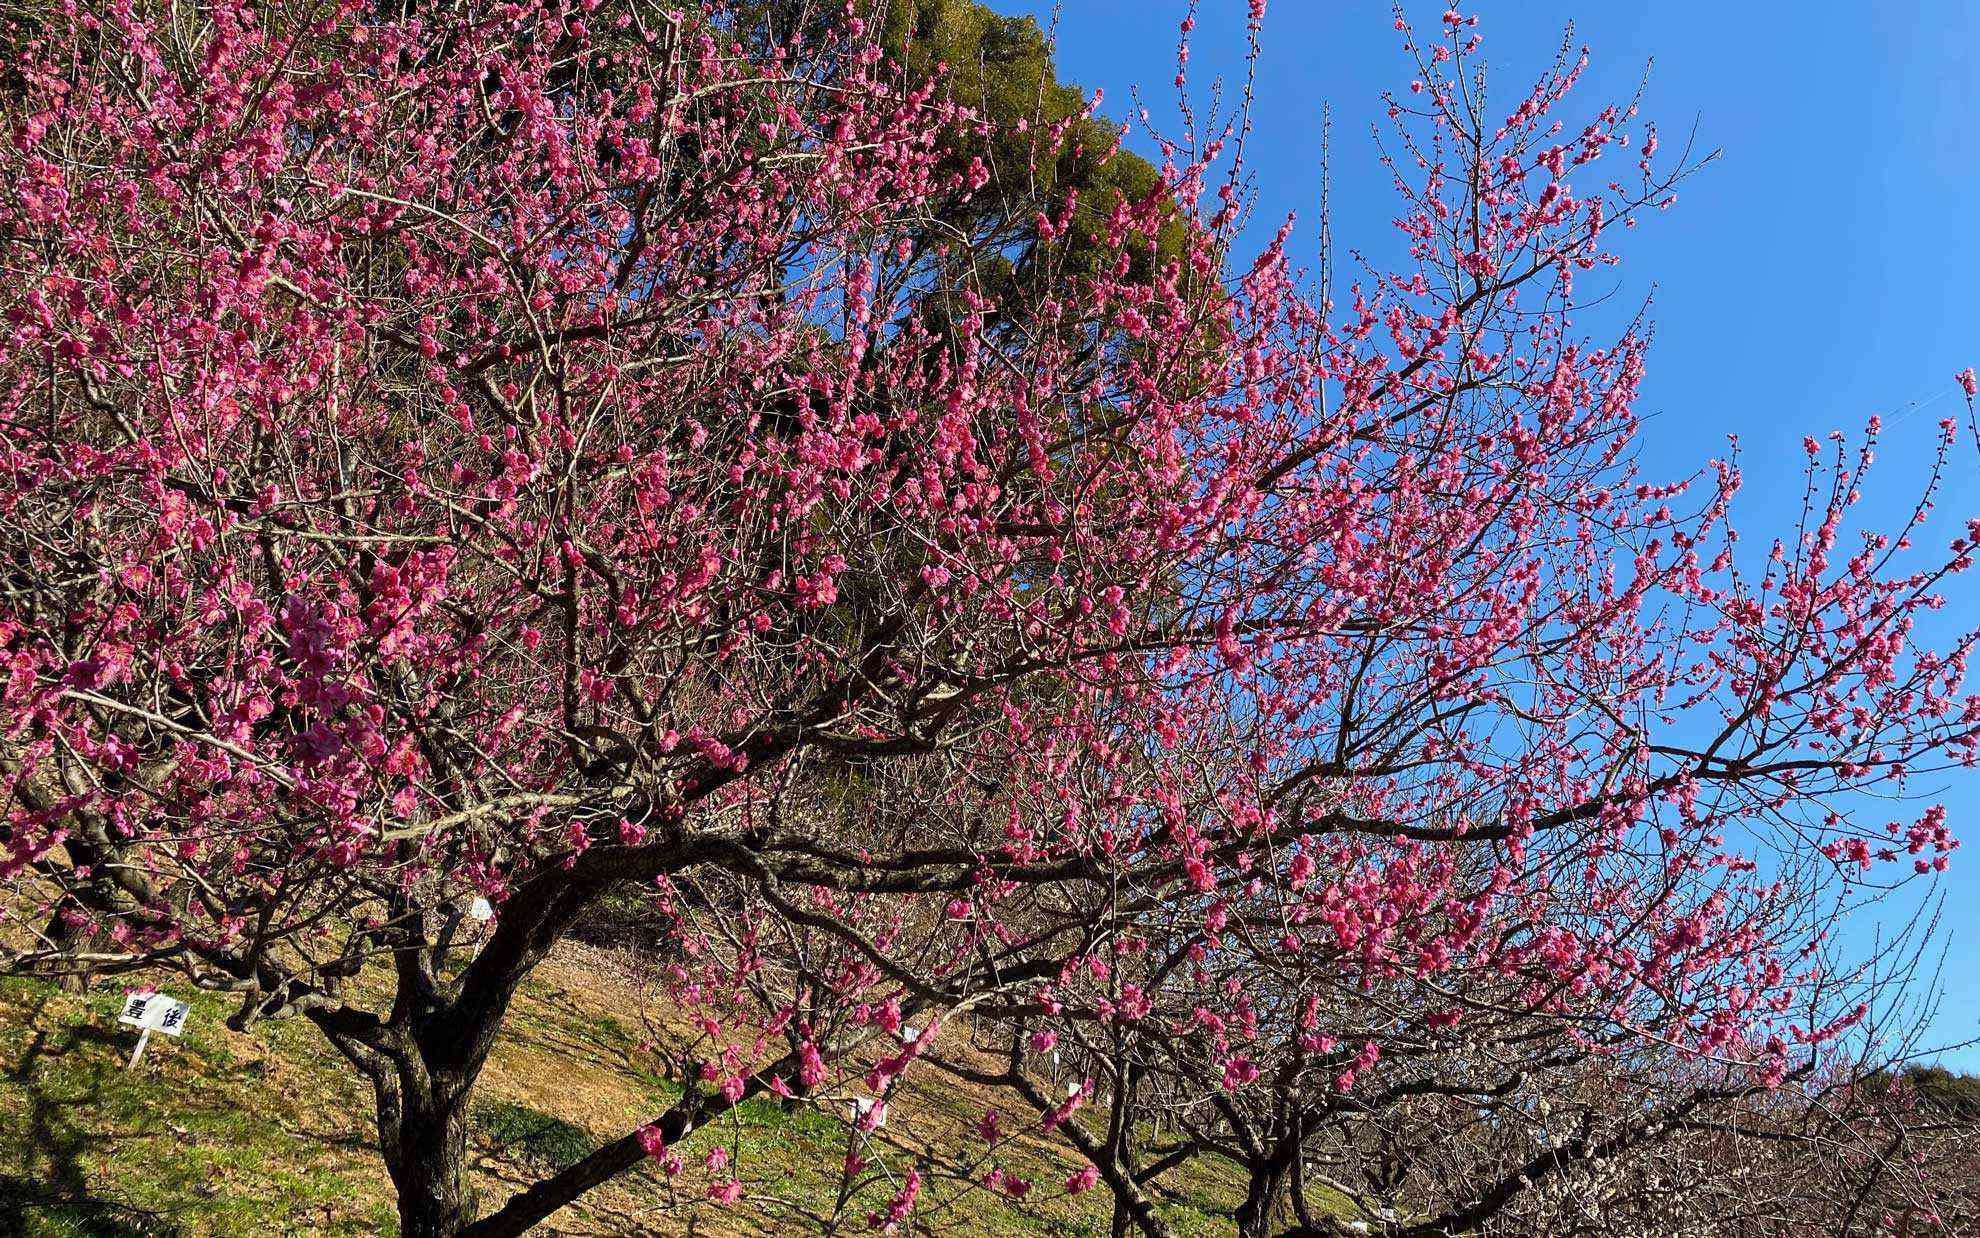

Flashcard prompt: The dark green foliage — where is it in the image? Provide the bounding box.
[876,0,1184,292]
[735,0,1186,321]
[1901,1065,1980,1118]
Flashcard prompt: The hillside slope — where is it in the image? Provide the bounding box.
[0,945,1256,1236]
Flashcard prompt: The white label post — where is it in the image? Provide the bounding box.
[118,992,190,1067]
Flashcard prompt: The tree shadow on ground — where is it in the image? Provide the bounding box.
[0,992,185,1236]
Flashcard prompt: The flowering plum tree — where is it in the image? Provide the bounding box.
[2,2,1975,1236]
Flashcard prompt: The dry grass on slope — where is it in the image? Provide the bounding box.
[0,943,1249,1236]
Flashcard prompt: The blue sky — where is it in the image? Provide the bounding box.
[991,0,1980,1065]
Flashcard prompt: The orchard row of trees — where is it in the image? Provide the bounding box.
[2,0,1977,1234]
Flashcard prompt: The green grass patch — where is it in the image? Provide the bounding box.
[0,973,395,1236]
[473,1100,597,1169]
[0,964,1265,1238]
[732,1092,843,1141]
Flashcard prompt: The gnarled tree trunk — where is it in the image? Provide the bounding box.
[376,1059,479,1238]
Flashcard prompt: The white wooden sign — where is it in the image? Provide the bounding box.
[118,991,189,1067]
[120,991,189,1034]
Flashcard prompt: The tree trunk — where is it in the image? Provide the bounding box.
[38,825,117,993]
[378,1069,478,1238]
[37,899,96,993]
[1236,1155,1292,1238]
[1111,1201,1135,1238]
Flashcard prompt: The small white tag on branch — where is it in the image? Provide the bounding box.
[850,1096,888,1129]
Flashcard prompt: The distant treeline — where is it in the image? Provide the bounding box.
[1878,1066,1980,1118]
